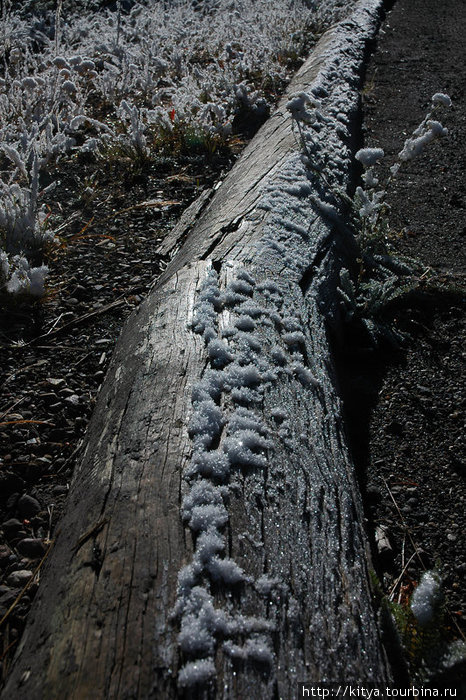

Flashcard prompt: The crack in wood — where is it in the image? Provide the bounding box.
[200,218,244,261]
[298,232,334,297]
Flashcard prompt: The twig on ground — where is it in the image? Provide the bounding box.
[60,200,181,246]
[73,350,96,368]
[382,476,426,570]
[35,298,126,341]
[0,419,55,427]
[48,210,82,238]
[0,637,17,663]
[56,438,84,474]
[389,551,417,602]
[46,504,55,542]
[0,397,25,421]
[0,541,55,630]
[109,199,180,217]
[3,359,48,385]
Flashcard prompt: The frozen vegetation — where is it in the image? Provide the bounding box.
[0,0,357,295]
[337,93,451,346]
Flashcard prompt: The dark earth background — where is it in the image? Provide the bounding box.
[347,0,465,683]
[0,0,464,688]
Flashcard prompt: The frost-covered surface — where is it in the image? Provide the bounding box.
[2,0,386,688]
[355,146,385,168]
[411,571,442,626]
[173,0,388,688]
[355,95,450,228]
[0,0,359,294]
[398,119,448,162]
[338,93,451,346]
[176,268,274,684]
[176,262,335,686]
[1,0,355,152]
[392,93,451,167]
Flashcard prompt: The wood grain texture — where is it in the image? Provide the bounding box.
[4,265,209,698]
[2,2,392,698]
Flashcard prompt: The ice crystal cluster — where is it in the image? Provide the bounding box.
[397,93,451,164]
[355,92,451,217]
[175,264,326,686]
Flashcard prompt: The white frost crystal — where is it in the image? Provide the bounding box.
[5,256,49,297]
[355,147,385,168]
[178,659,216,687]
[431,92,452,107]
[286,91,321,124]
[398,100,450,162]
[411,571,442,626]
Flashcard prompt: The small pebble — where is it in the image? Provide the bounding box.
[17,495,41,518]
[0,546,12,568]
[17,538,46,559]
[0,589,18,607]
[7,570,33,588]
[1,519,24,538]
[46,378,65,388]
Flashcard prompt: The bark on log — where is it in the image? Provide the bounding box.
[2,2,393,698]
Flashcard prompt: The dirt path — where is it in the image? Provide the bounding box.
[363,0,465,272]
[350,0,465,684]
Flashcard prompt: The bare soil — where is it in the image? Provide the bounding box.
[340,0,466,684]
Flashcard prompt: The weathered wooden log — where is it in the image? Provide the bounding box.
[2,2,393,698]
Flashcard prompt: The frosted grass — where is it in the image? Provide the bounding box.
[0,0,357,295]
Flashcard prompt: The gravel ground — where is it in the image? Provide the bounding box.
[343,0,465,685]
[0,0,465,688]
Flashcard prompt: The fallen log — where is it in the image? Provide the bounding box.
[2,1,394,697]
